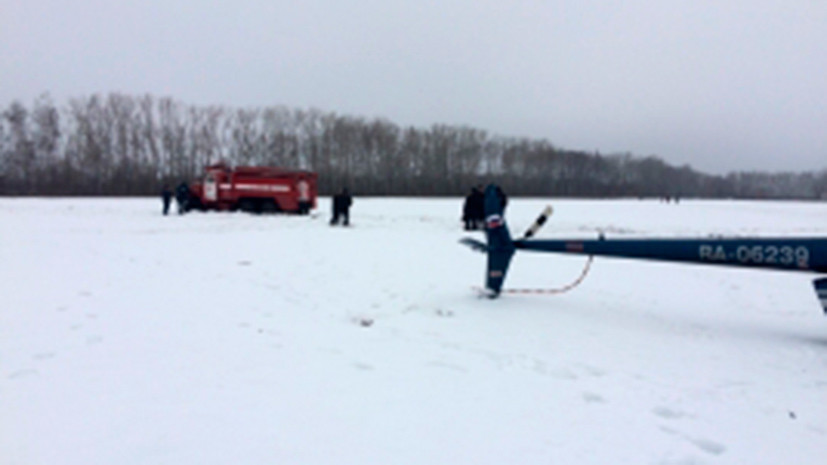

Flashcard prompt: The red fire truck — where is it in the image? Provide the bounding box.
[187,163,317,214]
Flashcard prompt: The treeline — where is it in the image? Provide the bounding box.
[1,93,825,198]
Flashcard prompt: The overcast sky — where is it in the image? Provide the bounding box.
[2,0,825,174]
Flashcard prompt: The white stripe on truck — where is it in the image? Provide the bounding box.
[222,183,291,193]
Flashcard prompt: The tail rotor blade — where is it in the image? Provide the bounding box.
[521,205,553,239]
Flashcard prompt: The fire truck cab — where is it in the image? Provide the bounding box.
[188,163,317,214]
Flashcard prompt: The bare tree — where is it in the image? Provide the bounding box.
[2,101,36,193]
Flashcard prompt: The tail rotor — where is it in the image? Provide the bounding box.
[519,205,553,240]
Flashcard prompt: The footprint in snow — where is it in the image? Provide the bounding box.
[686,437,727,456]
[352,362,374,371]
[548,368,578,380]
[659,426,727,456]
[652,406,687,420]
[33,352,56,361]
[435,308,454,317]
[579,365,607,377]
[8,369,39,380]
[352,317,374,327]
[426,360,468,373]
[582,392,606,404]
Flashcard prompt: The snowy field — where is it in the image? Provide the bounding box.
[2,196,827,465]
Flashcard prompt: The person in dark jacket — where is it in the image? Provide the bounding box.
[330,187,353,226]
[462,185,485,230]
[471,184,486,228]
[493,184,507,212]
[161,185,173,215]
[462,188,475,230]
[175,181,190,215]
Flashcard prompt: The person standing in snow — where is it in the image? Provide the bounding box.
[175,181,190,214]
[462,187,475,230]
[161,185,173,215]
[297,179,312,215]
[471,184,486,228]
[462,185,485,230]
[330,187,353,226]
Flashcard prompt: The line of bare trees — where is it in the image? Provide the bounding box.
[1,93,825,199]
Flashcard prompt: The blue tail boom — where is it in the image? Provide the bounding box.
[461,185,827,313]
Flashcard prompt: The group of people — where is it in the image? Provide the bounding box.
[162,182,504,231]
[462,185,485,230]
[160,183,353,224]
[462,184,507,230]
[161,182,191,215]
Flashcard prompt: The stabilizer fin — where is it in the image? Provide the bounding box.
[814,277,827,315]
[483,184,515,297]
[459,237,488,253]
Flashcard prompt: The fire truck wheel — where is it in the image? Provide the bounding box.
[188,198,203,211]
[239,199,255,212]
[261,200,278,213]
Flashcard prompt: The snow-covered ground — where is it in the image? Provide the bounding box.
[2,196,827,465]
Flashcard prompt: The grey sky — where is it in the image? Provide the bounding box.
[2,0,825,174]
